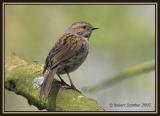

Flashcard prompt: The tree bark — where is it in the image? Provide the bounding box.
[5,53,104,111]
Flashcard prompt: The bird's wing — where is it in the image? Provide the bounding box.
[43,33,84,73]
[43,46,60,73]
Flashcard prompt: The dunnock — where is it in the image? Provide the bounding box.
[40,21,98,96]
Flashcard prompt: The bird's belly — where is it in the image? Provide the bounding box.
[57,52,88,74]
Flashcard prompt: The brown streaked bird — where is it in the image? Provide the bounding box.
[40,21,98,96]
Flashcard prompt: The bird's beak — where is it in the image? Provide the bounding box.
[92,27,99,30]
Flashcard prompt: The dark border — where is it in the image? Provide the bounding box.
[2,2,158,114]
[2,0,159,2]
[3,3,5,113]
[0,1,3,115]
[3,3,158,5]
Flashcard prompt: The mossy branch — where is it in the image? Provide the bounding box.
[5,53,104,111]
[82,61,155,93]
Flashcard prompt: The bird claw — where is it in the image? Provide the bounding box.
[63,85,82,93]
[58,80,70,87]
[57,80,82,93]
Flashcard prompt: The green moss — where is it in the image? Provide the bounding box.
[5,54,104,111]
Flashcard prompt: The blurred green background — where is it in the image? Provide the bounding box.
[4,4,155,111]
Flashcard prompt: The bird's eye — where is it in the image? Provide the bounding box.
[77,31,82,35]
[82,26,86,29]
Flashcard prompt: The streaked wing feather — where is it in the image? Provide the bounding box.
[50,34,83,69]
[43,46,61,73]
[43,33,83,72]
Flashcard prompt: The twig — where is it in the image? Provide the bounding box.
[82,62,155,93]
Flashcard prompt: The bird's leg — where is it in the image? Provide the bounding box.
[57,74,70,87]
[65,69,81,93]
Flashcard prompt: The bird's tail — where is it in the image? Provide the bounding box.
[40,67,58,96]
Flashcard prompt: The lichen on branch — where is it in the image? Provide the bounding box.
[5,53,104,111]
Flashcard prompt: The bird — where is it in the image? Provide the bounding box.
[40,21,98,96]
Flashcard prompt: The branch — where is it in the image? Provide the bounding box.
[82,61,155,93]
[5,53,104,111]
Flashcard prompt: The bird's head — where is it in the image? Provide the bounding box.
[66,21,98,39]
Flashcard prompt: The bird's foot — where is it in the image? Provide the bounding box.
[58,80,70,87]
[58,80,81,93]
[63,85,81,93]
